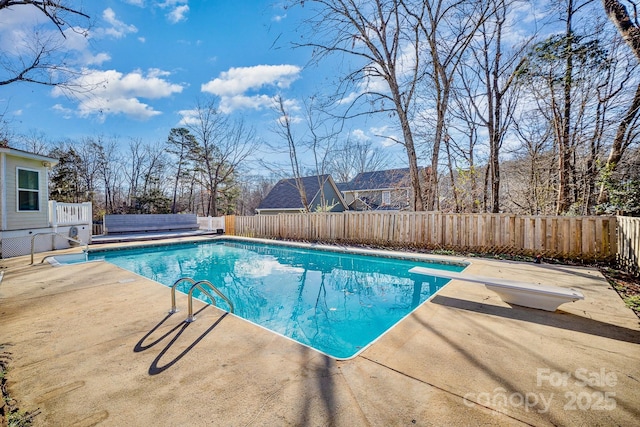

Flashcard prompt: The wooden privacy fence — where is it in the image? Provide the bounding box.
[231,212,619,262]
[617,216,640,275]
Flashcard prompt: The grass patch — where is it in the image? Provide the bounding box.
[1,345,39,427]
[600,268,640,319]
[623,294,640,312]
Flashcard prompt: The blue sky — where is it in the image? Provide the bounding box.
[1,0,566,175]
[2,0,400,172]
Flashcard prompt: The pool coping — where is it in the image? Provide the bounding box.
[85,234,470,267]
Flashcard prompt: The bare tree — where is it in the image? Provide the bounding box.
[75,136,103,205]
[326,137,390,182]
[235,175,276,216]
[90,136,122,214]
[0,107,13,144]
[517,1,625,214]
[506,110,557,214]
[187,98,259,216]
[447,78,485,213]
[599,0,640,203]
[272,94,310,211]
[290,0,427,209]
[0,0,90,88]
[137,143,170,213]
[456,0,529,213]
[16,129,52,154]
[123,139,146,210]
[408,0,489,210]
[166,128,198,213]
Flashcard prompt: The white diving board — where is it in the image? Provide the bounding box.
[408,266,585,312]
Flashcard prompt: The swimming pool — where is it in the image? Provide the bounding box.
[77,239,467,359]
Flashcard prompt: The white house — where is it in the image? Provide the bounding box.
[0,145,92,258]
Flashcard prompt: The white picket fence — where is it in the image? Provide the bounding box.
[49,201,92,226]
[197,216,225,232]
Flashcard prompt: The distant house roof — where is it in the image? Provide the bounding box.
[256,174,348,212]
[342,168,414,192]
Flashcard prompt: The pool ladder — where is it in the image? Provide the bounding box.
[169,278,234,323]
[30,231,88,265]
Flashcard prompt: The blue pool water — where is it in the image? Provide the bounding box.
[85,240,466,359]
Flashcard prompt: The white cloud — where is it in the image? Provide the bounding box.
[219,94,275,114]
[202,64,301,96]
[200,64,302,113]
[124,0,189,23]
[369,125,399,147]
[93,8,138,39]
[157,1,190,23]
[272,14,287,22]
[167,5,190,23]
[350,129,370,141]
[338,92,359,106]
[337,71,390,106]
[52,104,74,119]
[83,52,111,66]
[177,109,199,126]
[52,68,184,120]
[276,113,303,126]
[160,0,186,6]
[0,19,109,69]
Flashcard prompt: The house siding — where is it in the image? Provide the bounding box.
[4,155,49,230]
[344,188,410,210]
[310,181,346,212]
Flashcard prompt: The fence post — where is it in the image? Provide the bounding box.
[224,215,235,235]
[49,200,57,229]
[83,202,92,223]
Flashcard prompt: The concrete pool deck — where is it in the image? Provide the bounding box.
[1,237,639,426]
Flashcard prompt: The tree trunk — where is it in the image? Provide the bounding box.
[557,0,574,214]
[603,0,640,61]
[597,81,640,203]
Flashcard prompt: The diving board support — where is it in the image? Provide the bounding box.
[408,266,584,312]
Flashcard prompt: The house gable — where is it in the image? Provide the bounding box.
[340,168,416,211]
[256,175,348,214]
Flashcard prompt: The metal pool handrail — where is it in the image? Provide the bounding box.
[169,277,234,323]
[30,232,88,265]
[169,277,196,314]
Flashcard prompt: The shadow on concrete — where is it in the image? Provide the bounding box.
[431,295,640,344]
[420,298,640,420]
[410,314,550,426]
[133,306,227,375]
[294,346,339,426]
[133,312,183,353]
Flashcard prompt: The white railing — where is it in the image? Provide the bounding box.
[197,216,225,231]
[49,201,92,227]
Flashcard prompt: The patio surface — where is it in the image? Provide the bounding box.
[1,236,639,426]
